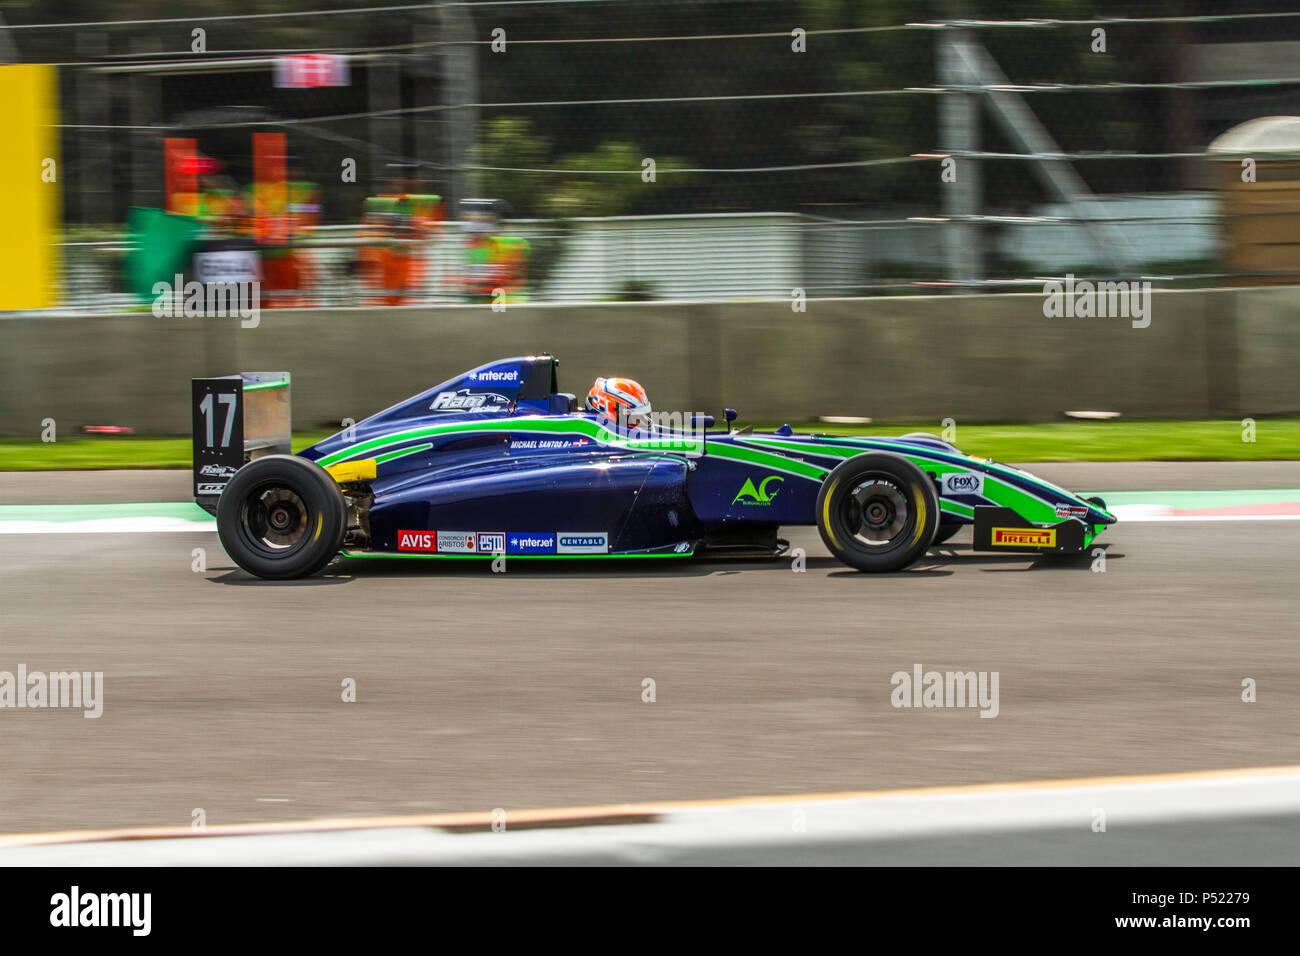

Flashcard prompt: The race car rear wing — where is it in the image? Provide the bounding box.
[192,372,291,514]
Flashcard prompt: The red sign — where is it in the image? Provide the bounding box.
[274,54,350,89]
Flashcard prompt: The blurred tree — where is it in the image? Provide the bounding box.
[472,117,691,218]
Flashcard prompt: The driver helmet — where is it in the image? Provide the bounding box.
[586,376,651,427]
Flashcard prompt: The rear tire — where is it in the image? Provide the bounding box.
[815,453,940,572]
[216,455,346,580]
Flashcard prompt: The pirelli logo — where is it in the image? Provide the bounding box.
[991,527,1056,548]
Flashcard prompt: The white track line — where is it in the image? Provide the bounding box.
[5,766,1299,866]
[0,518,216,534]
[1109,504,1300,522]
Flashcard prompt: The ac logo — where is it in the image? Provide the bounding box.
[732,475,784,506]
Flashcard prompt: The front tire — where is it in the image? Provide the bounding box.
[216,454,347,580]
[815,453,940,572]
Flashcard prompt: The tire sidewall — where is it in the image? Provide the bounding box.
[216,455,346,580]
[815,452,940,572]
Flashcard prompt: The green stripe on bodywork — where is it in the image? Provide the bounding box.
[704,442,827,481]
[746,436,974,480]
[940,500,974,518]
[765,436,1083,499]
[374,443,433,465]
[318,416,702,467]
[981,474,1059,523]
[745,436,1073,519]
[242,379,289,392]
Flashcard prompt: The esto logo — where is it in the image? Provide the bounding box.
[477,532,505,554]
[732,475,784,506]
[941,472,984,495]
[991,527,1056,548]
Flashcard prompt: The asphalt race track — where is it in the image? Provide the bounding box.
[1,463,1297,836]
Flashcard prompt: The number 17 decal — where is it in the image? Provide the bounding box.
[198,392,238,448]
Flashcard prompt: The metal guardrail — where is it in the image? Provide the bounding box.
[49,201,1300,313]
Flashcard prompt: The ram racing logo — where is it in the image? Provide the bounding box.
[430,389,511,411]
[732,475,784,506]
[991,527,1056,548]
[940,472,984,496]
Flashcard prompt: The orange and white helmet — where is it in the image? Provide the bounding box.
[586,376,651,425]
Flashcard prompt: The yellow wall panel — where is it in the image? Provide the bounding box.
[0,65,60,310]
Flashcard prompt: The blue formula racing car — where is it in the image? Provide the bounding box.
[191,355,1116,579]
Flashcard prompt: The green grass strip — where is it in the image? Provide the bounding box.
[2,418,1299,471]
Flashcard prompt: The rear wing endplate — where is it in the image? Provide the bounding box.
[192,373,291,513]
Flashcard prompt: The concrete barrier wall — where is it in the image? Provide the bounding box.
[2,289,1298,435]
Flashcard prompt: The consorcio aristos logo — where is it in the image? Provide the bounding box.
[732,475,784,505]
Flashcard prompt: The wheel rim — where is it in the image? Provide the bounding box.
[841,474,912,549]
[238,483,311,555]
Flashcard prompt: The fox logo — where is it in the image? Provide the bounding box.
[732,475,784,505]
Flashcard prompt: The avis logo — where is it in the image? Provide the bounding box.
[732,475,784,505]
[397,530,436,551]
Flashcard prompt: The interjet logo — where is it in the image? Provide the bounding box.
[466,367,521,384]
